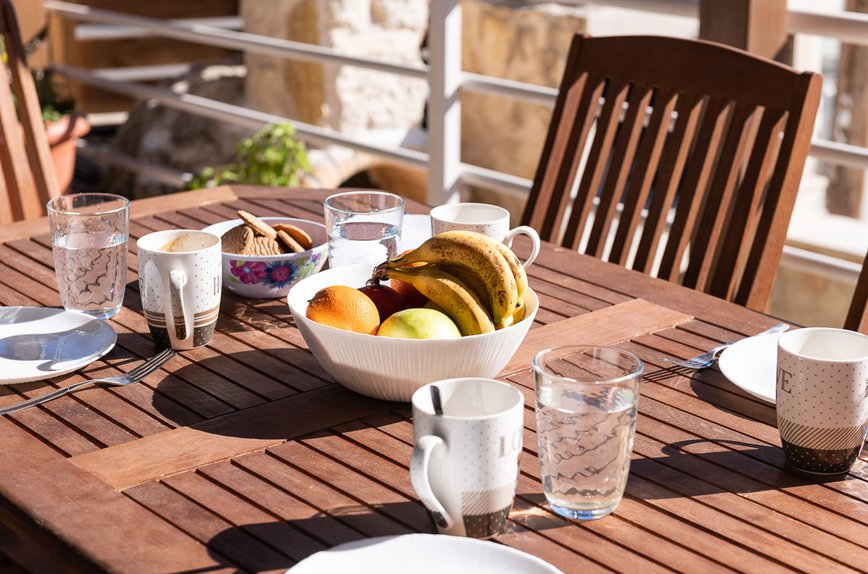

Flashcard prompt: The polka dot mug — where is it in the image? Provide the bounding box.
[430,203,541,267]
[137,230,222,350]
[410,378,524,538]
[776,327,868,475]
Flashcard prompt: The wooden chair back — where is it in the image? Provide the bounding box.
[0,0,59,225]
[522,35,822,311]
[845,252,868,334]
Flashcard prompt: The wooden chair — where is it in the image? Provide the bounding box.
[0,0,59,225]
[845,251,868,334]
[521,35,822,311]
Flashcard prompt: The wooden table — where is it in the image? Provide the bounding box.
[0,185,864,574]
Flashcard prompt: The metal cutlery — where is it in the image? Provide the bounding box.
[661,323,789,370]
[0,348,176,415]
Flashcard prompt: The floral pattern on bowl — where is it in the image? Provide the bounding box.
[202,217,328,299]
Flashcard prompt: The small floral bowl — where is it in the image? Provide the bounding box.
[202,217,328,299]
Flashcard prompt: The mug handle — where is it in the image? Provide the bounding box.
[410,434,454,530]
[165,269,193,349]
[504,226,540,268]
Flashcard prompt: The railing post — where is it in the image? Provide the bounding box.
[427,0,462,206]
[699,0,789,59]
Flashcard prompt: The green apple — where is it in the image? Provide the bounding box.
[377,308,461,339]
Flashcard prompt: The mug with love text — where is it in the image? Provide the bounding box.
[777,327,868,475]
[410,377,524,538]
[430,203,540,267]
[137,230,222,350]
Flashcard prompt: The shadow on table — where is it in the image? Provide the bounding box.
[645,365,777,427]
[199,501,432,572]
[150,349,405,439]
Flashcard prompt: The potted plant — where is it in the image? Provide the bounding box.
[184,122,311,190]
[34,69,90,193]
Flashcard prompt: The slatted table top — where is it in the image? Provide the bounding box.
[0,185,864,574]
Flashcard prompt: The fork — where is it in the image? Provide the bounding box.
[660,323,789,370]
[0,348,176,415]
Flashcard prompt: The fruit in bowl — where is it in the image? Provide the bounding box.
[288,231,538,401]
[203,213,327,299]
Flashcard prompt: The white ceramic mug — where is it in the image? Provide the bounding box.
[777,327,868,475]
[430,203,540,267]
[137,230,222,350]
[410,378,524,538]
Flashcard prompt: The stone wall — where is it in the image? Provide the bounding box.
[242,0,429,134]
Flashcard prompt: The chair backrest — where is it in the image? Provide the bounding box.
[521,35,822,311]
[845,252,868,334]
[0,0,59,225]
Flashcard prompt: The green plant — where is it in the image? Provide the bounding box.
[185,122,311,190]
[35,70,76,123]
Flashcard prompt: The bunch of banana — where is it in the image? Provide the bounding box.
[371,230,527,336]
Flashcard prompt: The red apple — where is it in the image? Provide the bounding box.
[359,283,409,322]
[390,278,429,308]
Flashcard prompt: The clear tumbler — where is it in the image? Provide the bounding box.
[48,193,130,319]
[533,345,643,520]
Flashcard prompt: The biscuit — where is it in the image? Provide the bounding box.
[277,229,304,253]
[221,224,254,254]
[273,223,313,250]
[236,210,277,239]
[246,235,284,256]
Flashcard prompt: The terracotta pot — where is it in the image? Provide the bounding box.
[45,113,90,193]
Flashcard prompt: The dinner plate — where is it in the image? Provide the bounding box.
[398,214,432,252]
[0,307,117,384]
[286,534,563,574]
[717,332,784,403]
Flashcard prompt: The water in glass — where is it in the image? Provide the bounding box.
[536,385,637,520]
[328,221,399,270]
[53,230,127,320]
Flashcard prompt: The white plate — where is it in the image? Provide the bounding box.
[717,332,783,403]
[398,214,432,252]
[287,534,563,574]
[0,307,117,384]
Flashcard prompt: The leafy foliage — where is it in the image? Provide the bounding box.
[185,122,311,190]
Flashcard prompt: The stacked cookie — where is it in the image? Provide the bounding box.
[222,210,313,255]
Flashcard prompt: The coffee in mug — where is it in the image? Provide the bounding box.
[777,327,868,474]
[429,203,540,267]
[410,377,524,538]
[137,230,222,350]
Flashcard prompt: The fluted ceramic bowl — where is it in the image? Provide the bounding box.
[203,217,328,299]
[287,264,538,401]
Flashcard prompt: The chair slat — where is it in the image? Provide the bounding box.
[610,87,678,267]
[683,102,759,292]
[845,252,868,334]
[586,83,653,260]
[0,0,60,225]
[708,107,786,301]
[563,79,631,251]
[522,34,822,311]
[632,91,704,274]
[658,97,732,283]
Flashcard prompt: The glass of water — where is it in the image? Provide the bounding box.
[48,193,130,320]
[323,191,404,271]
[532,345,643,521]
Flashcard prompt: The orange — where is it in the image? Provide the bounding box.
[306,285,380,334]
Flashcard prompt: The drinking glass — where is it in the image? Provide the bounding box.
[533,345,643,520]
[323,191,404,272]
[48,193,130,320]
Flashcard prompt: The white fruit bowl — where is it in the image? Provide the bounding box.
[287,264,538,402]
[202,217,328,299]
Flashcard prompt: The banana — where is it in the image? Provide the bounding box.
[497,298,526,330]
[388,231,517,327]
[439,264,491,310]
[437,230,528,302]
[492,241,528,301]
[381,266,494,336]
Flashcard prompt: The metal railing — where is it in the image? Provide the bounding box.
[42,0,868,280]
